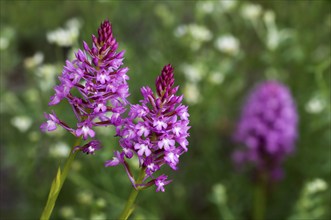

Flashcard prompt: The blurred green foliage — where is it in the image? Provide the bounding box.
[0,1,330,220]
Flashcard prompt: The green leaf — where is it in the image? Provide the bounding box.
[49,168,62,199]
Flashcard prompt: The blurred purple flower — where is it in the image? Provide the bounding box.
[233,80,298,181]
[106,64,190,192]
[41,20,129,148]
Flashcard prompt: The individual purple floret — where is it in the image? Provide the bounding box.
[233,80,298,181]
[40,20,129,152]
[105,64,190,192]
[155,175,172,192]
[74,140,102,155]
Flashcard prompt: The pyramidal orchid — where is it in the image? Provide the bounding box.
[41,20,129,151]
[40,20,130,219]
[106,64,190,193]
[40,20,190,220]
[232,80,298,220]
[233,80,298,182]
[109,64,190,220]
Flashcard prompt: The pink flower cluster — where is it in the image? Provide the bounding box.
[41,20,190,191]
[106,65,190,192]
[41,20,129,153]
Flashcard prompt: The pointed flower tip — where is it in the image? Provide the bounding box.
[102,19,111,27]
[96,19,114,45]
[162,64,174,74]
[156,64,176,98]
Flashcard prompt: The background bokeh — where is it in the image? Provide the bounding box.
[1,1,330,219]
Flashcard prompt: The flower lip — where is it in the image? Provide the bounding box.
[153,118,168,131]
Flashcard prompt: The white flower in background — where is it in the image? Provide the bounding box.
[208,72,224,85]
[47,28,78,47]
[47,18,82,47]
[181,63,204,83]
[24,52,44,69]
[264,10,276,24]
[91,213,107,220]
[289,178,328,220]
[0,37,9,50]
[264,10,278,50]
[11,116,33,132]
[263,10,292,50]
[65,17,82,31]
[197,1,214,14]
[60,206,75,219]
[266,28,280,50]
[183,83,201,104]
[212,183,227,204]
[211,183,234,220]
[306,179,327,193]
[0,26,15,50]
[219,0,237,12]
[96,198,106,208]
[215,35,240,55]
[305,96,326,114]
[77,191,93,205]
[174,24,212,50]
[189,24,212,42]
[174,25,187,38]
[266,29,293,51]
[240,3,262,21]
[49,142,70,158]
[36,64,59,91]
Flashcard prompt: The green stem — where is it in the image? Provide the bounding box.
[40,138,81,220]
[253,176,266,220]
[118,168,146,220]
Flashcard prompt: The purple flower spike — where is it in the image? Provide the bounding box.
[107,64,190,192]
[41,20,130,153]
[233,80,298,182]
